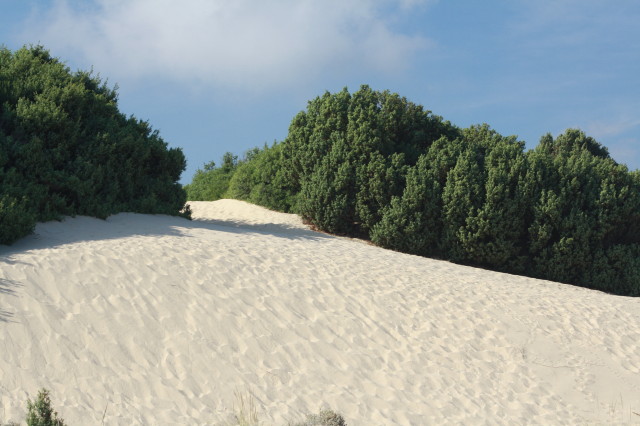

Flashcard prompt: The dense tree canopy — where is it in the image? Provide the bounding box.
[191,85,640,296]
[0,45,189,245]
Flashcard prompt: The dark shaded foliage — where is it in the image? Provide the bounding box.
[0,45,188,244]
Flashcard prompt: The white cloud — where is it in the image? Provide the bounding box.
[22,0,431,92]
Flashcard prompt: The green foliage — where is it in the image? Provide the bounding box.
[298,137,357,234]
[440,125,529,269]
[185,152,238,201]
[26,389,66,426]
[537,128,610,159]
[523,129,640,294]
[0,45,188,244]
[0,195,35,245]
[283,85,457,235]
[195,85,457,234]
[372,132,472,256]
[192,85,640,296]
[226,143,297,212]
[355,152,408,233]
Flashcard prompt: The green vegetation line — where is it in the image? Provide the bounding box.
[0,45,190,246]
[189,85,640,296]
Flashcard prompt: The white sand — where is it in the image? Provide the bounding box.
[1,199,639,425]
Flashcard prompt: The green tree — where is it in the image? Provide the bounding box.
[355,151,407,233]
[524,130,640,294]
[370,132,468,255]
[0,45,188,244]
[26,389,66,426]
[441,145,486,261]
[199,85,640,296]
[224,143,296,211]
[298,136,357,234]
[441,125,528,269]
[185,152,238,201]
[279,85,458,235]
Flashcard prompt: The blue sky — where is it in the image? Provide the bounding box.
[1,0,639,182]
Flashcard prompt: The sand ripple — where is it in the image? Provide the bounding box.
[1,200,639,424]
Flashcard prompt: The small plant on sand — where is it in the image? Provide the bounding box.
[230,389,259,426]
[291,408,347,426]
[225,390,346,426]
[26,388,66,426]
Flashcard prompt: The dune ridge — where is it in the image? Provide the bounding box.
[1,199,639,424]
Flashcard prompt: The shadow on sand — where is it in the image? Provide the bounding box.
[0,213,332,257]
[0,278,21,323]
[0,214,332,323]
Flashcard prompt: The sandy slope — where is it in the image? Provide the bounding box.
[1,199,639,425]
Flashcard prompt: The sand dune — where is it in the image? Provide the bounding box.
[1,199,639,425]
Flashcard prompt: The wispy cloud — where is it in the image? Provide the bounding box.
[21,0,432,92]
[586,117,640,140]
[508,0,640,50]
[583,108,640,168]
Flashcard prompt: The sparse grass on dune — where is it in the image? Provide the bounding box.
[3,389,347,426]
[227,390,347,426]
[228,389,258,426]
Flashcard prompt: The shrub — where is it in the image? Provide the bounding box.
[523,130,640,293]
[0,45,188,244]
[226,144,296,212]
[192,85,640,296]
[440,125,529,269]
[297,137,357,235]
[0,195,35,245]
[291,409,347,426]
[26,389,66,426]
[185,153,238,201]
[288,85,457,236]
